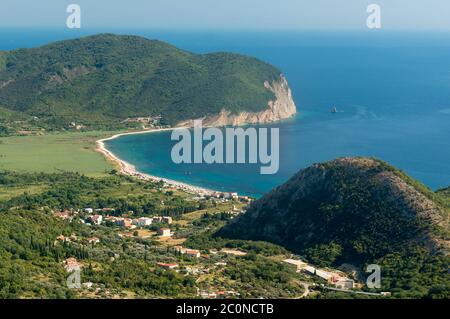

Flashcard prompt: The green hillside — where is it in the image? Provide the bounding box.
[437,186,450,209]
[217,157,450,297]
[0,34,280,126]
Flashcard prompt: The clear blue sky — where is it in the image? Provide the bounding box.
[1,0,449,30]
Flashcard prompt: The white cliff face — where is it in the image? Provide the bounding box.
[178,74,297,127]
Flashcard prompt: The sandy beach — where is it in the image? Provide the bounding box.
[96,127,218,196]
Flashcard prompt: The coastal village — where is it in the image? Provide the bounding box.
[51,178,385,299]
[44,117,390,299]
[0,113,394,299]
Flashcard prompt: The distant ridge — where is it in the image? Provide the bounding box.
[0,33,296,126]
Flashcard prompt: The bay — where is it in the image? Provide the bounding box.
[2,29,449,197]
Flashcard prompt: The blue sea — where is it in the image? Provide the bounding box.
[2,28,450,197]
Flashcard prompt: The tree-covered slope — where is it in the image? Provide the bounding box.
[437,186,450,209]
[217,157,450,296]
[0,34,281,125]
[0,209,78,298]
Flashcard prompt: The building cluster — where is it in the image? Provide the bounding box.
[84,207,115,214]
[157,262,178,270]
[198,289,240,299]
[173,246,201,258]
[53,210,74,221]
[54,207,178,242]
[193,191,253,204]
[53,207,174,229]
[283,258,355,290]
[63,257,83,273]
[102,214,172,229]
[87,237,100,245]
[56,233,78,243]
[210,192,239,200]
[53,207,115,222]
[157,228,172,237]
[224,205,246,217]
[122,115,162,125]
[56,233,100,246]
[69,122,86,130]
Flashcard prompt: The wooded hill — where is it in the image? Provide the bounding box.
[0,34,280,126]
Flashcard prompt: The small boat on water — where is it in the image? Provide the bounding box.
[331,106,338,113]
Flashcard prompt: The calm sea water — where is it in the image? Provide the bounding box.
[2,29,450,197]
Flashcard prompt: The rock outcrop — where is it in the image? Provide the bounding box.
[178,74,297,127]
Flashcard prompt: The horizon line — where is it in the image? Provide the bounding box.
[1,25,450,33]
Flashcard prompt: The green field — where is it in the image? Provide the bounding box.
[0,131,116,176]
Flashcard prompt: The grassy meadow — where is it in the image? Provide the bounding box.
[0,131,116,176]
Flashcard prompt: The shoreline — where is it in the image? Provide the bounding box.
[96,127,220,196]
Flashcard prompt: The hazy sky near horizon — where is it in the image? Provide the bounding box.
[0,0,449,30]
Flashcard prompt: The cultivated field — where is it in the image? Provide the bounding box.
[0,131,116,176]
